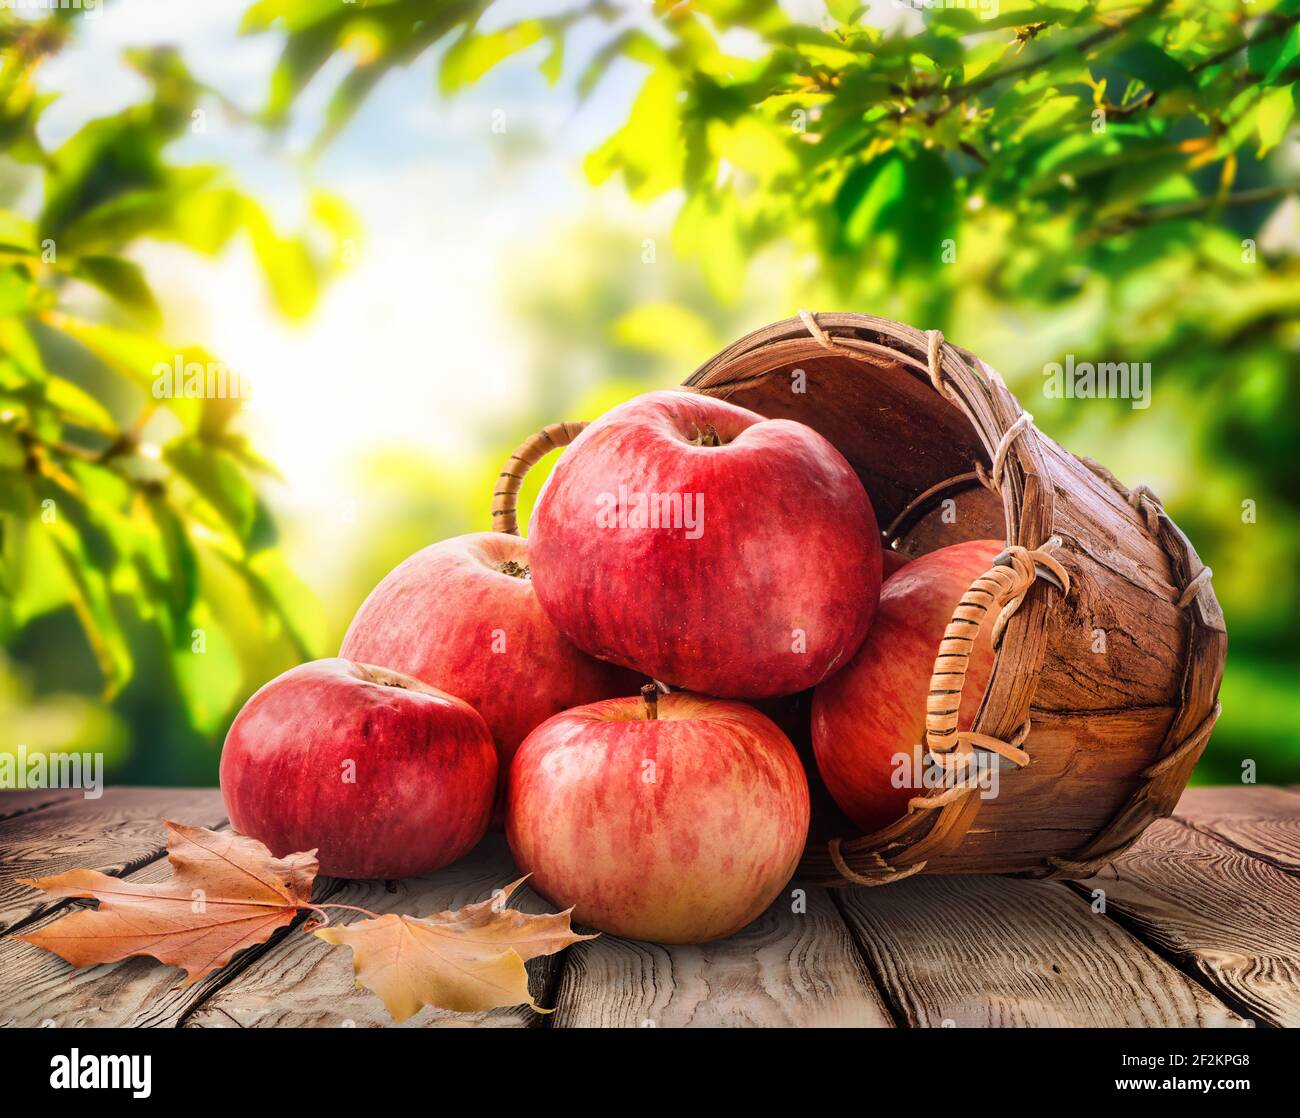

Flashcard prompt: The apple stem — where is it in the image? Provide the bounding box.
[641,683,659,721]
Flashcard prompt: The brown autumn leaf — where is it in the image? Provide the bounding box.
[18,821,318,985]
[316,877,595,1021]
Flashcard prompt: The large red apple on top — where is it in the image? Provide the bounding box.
[507,688,810,943]
[811,539,1002,834]
[527,390,881,699]
[220,659,496,878]
[340,532,638,818]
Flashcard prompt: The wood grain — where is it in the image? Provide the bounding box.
[836,874,1244,1027]
[551,885,892,1028]
[1174,785,1300,875]
[0,787,227,935]
[0,823,317,1028]
[185,836,555,1029]
[0,789,83,822]
[1075,817,1300,1027]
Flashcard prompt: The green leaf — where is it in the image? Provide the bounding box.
[0,318,47,384]
[0,266,35,318]
[7,511,75,627]
[239,200,318,320]
[261,16,350,125]
[585,69,684,200]
[0,210,37,252]
[577,30,666,102]
[163,440,257,541]
[440,22,545,94]
[1110,43,1193,93]
[308,188,361,251]
[73,255,163,328]
[168,185,245,255]
[46,512,134,698]
[712,115,797,177]
[150,494,199,615]
[1248,23,1300,83]
[833,148,956,278]
[51,317,209,431]
[172,600,243,734]
[1257,85,1296,155]
[835,153,906,249]
[244,548,326,661]
[540,33,564,85]
[45,376,117,433]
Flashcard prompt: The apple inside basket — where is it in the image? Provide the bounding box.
[496,312,1225,888]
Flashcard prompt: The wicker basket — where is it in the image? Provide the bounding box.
[493,312,1226,888]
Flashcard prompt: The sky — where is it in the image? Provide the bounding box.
[34,1,647,570]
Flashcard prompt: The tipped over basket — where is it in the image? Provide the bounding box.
[494,312,1226,888]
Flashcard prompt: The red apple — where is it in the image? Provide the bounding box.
[881,547,910,579]
[340,532,638,820]
[507,689,810,943]
[811,539,1003,834]
[220,658,496,878]
[528,390,881,699]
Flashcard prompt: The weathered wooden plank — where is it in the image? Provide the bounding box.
[1075,817,1300,1027]
[0,824,319,1028]
[185,836,554,1029]
[0,788,83,822]
[837,874,1244,1027]
[1173,785,1300,875]
[0,787,227,935]
[551,885,892,1028]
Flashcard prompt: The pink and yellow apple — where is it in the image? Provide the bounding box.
[527,390,881,699]
[340,532,638,818]
[811,539,1003,834]
[220,658,496,879]
[507,690,810,943]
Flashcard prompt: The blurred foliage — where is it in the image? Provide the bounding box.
[2,0,1297,785]
[250,0,1300,782]
[0,7,351,776]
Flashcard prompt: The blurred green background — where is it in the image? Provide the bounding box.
[1,0,1296,788]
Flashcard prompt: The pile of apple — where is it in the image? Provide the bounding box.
[220,390,1001,944]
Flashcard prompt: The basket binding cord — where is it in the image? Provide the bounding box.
[1078,455,1214,610]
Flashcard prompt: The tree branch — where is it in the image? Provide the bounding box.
[930,0,1173,121]
[1092,181,1300,238]
[1190,10,1300,75]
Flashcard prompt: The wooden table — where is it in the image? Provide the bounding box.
[1,785,1296,1028]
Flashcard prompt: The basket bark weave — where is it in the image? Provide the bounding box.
[494,312,1227,888]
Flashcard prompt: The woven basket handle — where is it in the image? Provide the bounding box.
[924,544,1070,767]
[491,421,588,536]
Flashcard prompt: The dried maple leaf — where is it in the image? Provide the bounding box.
[316,877,595,1021]
[18,821,317,985]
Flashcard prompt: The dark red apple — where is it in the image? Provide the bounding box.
[811,539,1003,834]
[507,689,810,943]
[881,547,910,579]
[220,658,496,878]
[340,532,638,819]
[527,390,881,699]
